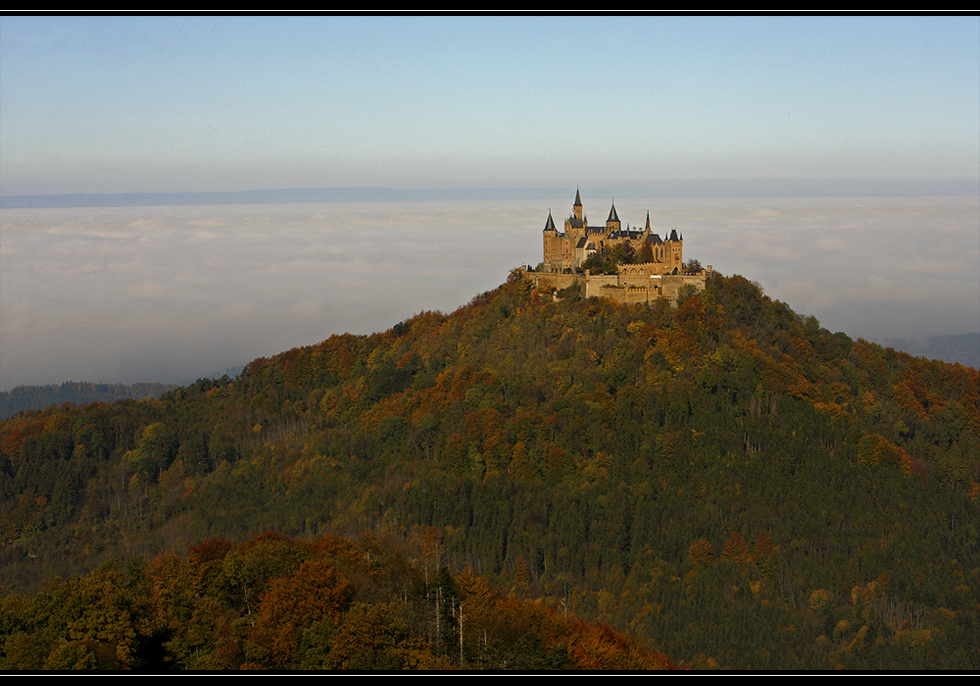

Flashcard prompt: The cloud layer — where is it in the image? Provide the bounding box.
[1,194,977,390]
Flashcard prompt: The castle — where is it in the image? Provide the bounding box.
[542,188,684,274]
[525,189,709,304]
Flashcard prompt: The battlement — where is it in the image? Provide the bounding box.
[523,268,708,305]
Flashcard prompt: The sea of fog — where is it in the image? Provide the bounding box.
[1,195,978,391]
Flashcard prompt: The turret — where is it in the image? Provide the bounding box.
[667,228,683,272]
[543,210,557,233]
[566,188,586,234]
[606,201,621,233]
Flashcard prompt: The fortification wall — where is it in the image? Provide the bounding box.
[523,270,583,294]
[522,266,708,305]
[586,282,662,304]
[659,272,708,300]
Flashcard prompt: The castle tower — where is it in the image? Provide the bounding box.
[667,228,683,273]
[606,201,621,233]
[565,188,586,238]
[543,210,557,234]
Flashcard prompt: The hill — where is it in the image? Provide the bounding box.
[1,270,978,669]
[0,382,178,421]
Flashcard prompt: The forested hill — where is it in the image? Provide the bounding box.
[1,270,978,670]
[0,382,177,421]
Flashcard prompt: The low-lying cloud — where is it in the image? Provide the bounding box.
[1,194,977,390]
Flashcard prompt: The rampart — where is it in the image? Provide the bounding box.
[522,267,709,305]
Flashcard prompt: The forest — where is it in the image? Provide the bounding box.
[1,270,978,670]
[0,530,672,670]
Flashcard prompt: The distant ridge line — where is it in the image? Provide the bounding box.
[0,187,566,209]
[3,178,976,209]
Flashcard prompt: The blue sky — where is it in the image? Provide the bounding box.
[2,16,978,195]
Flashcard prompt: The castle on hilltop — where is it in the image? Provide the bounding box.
[524,189,709,304]
[542,188,684,275]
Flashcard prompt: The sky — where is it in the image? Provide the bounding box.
[2,16,978,194]
[0,16,978,390]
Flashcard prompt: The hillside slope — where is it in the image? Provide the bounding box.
[0,531,675,670]
[2,270,978,669]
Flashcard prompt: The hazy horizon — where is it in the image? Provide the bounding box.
[3,177,978,208]
[2,189,977,392]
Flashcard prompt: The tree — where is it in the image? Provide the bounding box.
[683,258,703,275]
[688,539,714,567]
[721,532,753,565]
[637,242,654,264]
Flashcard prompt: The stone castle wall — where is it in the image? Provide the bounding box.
[522,267,708,305]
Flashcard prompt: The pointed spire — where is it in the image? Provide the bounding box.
[544,210,556,232]
[571,188,585,223]
[644,211,651,233]
[607,201,620,224]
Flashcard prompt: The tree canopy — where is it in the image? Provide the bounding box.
[2,272,978,669]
